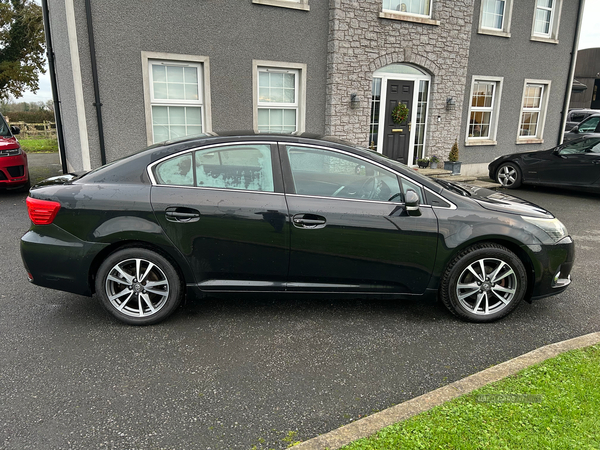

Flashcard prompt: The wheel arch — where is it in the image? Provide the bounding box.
[88,240,191,296]
[444,237,536,301]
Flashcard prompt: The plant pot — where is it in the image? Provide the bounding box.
[444,161,462,175]
[430,161,438,169]
[418,161,430,168]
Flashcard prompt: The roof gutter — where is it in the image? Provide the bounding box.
[84,0,107,165]
[41,0,67,174]
[560,0,586,144]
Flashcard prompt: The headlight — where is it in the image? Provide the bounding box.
[521,216,569,243]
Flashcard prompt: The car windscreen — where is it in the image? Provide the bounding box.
[0,115,10,137]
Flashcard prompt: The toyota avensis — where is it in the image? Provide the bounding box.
[21,133,574,325]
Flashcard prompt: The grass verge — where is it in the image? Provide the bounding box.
[341,344,600,449]
[19,138,59,153]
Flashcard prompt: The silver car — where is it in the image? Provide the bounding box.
[563,113,600,141]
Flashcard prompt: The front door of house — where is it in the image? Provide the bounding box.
[382,80,414,164]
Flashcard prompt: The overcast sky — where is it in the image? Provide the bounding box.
[16,1,600,103]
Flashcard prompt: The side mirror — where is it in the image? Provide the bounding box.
[10,125,20,135]
[571,125,579,133]
[405,189,421,217]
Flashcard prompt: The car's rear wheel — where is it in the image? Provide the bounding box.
[496,162,522,189]
[95,248,182,325]
[440,243,527,322]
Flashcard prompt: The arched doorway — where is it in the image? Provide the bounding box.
[369,64,431,166]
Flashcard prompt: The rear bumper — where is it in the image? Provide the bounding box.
[21,225,108,296]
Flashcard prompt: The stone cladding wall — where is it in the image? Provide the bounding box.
[326,0,474,161]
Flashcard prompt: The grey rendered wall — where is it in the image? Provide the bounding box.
[460,0,580,165]
[50,0,329,170]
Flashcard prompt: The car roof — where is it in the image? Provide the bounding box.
[79,132,444,193]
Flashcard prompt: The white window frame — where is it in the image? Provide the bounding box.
[379,0,440,26]
[253,60,306,134]
[531,0,562,44]
[478,0,513,38]
[141,52,212,145]
[517,79,551,144]
[252,0,309,11]
[465,76,503,146]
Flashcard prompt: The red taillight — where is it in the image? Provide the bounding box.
[26,197,61,225]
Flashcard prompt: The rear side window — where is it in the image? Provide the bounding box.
[153,144,275,192]
[578,116,600,132]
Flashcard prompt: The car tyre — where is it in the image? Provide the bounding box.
[440,243,527,323]
[95,247,182,325]
[496,162,522,189]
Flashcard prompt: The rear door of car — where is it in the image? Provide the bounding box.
[279,142,439,295]
[149,141,290,290]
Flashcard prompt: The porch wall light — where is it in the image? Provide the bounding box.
[350,93,360,109]
[446,97,456,111]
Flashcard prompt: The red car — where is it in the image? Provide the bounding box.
[0,113,28,191]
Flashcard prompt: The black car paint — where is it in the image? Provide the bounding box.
[21,134,573,310]
[488,138,600,193]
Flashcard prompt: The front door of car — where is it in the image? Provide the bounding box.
[536,138,600,186]
[281,144,439,294]
[382,80,414,164]
[150,142,289,289]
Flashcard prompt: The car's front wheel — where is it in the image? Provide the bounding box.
[95,248,182,325]
[440,243,528,322]
[496,162,522,189]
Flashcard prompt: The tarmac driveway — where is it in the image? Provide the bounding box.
[1,155,598,449]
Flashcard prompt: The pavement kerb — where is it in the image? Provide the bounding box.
[294,331,600,450]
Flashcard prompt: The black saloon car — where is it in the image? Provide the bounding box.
[489,136,600,192]
[21,134,574,325]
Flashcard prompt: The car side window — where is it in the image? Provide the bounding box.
[286,146,401,202]
[559,138,600,155]
[400,177,424,203]
[577,116,600,132]
[195,144,274,192]
[154,153,193,186]
[570,113,587,123]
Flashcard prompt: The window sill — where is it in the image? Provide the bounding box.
[478,28,510,38]
[252,0,309,11]
[517,138,544,144]
[530,35,559,45]
[465,139,497,147]
[379,11,440,26]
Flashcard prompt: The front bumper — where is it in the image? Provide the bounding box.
[526,236,575,300]
[0,153,28,187]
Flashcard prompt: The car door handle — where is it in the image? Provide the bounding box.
[165,207,200,223]
[292,214,326,229]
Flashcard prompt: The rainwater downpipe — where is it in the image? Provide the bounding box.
[41,0,67,174]
[84,0,107,165]
[560,0,586,144]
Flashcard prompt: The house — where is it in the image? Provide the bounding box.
[42,0,584,175]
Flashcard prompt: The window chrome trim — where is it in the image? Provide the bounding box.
[150,184,285,196]
[147,140,276,186]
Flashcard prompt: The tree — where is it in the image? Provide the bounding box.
[0,0,45,100]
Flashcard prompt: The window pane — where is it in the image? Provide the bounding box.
[578,116,600,132]
[185,83,199,101]
[155,153,193,186]
[152,106,203,143]
[524,86,542,108]
[469,111,491,138]
[153,82,168,99]
[166,66,184,83]
[286,146,401,201]
[152,65,166,82]
[520,112,539,136]
[482,0,505,29]
[184,67,198,84]
[195,145,274,192]
[168,83,185,100]
[257,108,297,133]
[537,0,552,8]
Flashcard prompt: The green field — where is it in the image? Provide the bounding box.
[19,138,59,153]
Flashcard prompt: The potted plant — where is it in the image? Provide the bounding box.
[430,155,440,169]
[444,141,462,175]
[417,157,430,168]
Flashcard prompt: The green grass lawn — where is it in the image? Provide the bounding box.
[341,344,600,450]
[19,138,59,153]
